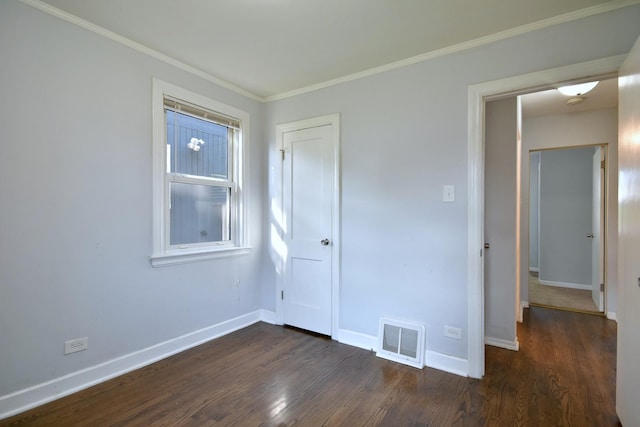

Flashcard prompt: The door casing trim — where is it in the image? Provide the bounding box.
[467,55,624,379]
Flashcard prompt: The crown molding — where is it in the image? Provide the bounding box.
[265,0,640,102]
[18,0,640,103]
[17,0,266,102]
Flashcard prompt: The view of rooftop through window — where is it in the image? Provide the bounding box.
[165,109,233,246]
[166,110,229,180]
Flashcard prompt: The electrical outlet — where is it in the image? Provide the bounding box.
[64,337,88,355]
[444,326,462,340]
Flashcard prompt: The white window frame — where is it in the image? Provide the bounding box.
[150,78,250,267]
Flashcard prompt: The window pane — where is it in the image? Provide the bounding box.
[166,110,229,179]
[169,182,230,245]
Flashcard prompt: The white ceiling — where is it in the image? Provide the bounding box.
[35,0,632,99]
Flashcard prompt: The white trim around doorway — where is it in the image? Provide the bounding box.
[466,54,625,379]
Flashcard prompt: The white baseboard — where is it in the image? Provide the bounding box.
[336,328,377,352]
[485,336,519,351]
[529,267,539,273]
[538,279,590,291]
[0,310,263,420]
[4,320,474,419]
[337,328,468,377]
[424,351,468,377]
[259,309,276,324]
[607,312,617,322]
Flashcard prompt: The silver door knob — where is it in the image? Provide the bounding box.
[320,239,330,246]
[587,233,594,238]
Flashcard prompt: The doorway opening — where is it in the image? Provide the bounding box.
[467,55,624,379]
[526,145,608,315]
[519,77,618,318]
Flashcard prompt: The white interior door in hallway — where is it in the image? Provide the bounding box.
[483,97,519,351]
[281,122,336,335]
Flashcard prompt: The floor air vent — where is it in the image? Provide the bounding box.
[377,318,425,368]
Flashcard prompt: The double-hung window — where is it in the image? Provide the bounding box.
[151,79,249,266]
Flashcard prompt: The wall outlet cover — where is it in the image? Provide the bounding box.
[444,326,463,340]
[64,337,88,354]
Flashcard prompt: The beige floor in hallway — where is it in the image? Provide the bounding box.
[528,272,600,313]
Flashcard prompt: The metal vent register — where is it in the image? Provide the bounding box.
[377,318,425,368]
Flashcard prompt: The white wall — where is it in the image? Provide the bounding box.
[521,108,618,314]
[539,147,594,286]
[0,1,265,411]
[484,98,518,346]
[265,7,639,361]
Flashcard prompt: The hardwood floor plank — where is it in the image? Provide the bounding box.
[1,307,619,426]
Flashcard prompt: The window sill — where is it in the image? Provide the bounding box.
[150,246,251,267]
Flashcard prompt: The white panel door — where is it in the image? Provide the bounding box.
[616,35,640,427]
[282,125,333,335]
[483,98,518,345]
[591,146,605,311]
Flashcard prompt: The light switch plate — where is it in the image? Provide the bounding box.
[443,185,455,203]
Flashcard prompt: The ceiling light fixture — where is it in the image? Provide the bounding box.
[557,81,599,96]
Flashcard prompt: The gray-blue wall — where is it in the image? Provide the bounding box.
[0,0,266,401]
[264,5,638,357]
[539,147,594,286]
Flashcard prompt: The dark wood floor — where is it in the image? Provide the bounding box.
[2,306,618,426]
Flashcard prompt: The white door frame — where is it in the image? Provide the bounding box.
[274,114,341,338]
[467,55,625,379]
[592,145,607,312]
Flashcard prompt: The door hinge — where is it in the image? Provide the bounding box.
[280,149,285,161]
[600,283,604,292]
[601,160,605,169]
[281,290,284,300]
